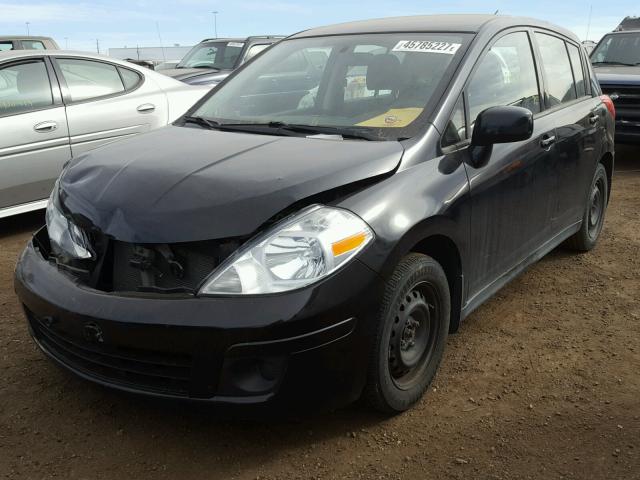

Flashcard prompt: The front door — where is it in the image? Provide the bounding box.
[462,31,559,297]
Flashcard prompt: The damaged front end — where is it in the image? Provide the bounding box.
[37,224,244,296]
[42,188,245,295]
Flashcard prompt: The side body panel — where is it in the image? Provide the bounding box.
[0,57,71,213]
[51,58,169,156]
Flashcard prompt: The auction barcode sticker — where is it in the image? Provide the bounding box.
[392,40,461,55]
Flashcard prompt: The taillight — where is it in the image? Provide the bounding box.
[600,95,616,119]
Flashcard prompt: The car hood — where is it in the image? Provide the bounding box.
[161,67,231,82]
[60,126,404,243]
[594,65,640,85]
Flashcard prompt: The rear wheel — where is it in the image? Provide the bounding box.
[566,163,608,252]
[363,253,450,413]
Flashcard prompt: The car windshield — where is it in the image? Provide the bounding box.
[191,33,470,140]
[177,41,245,69]
[591,32,640,66]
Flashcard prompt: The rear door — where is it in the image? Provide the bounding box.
[52,57,168,156]
[462,30,560,295]
[0,57,71,212]
[532,32,606,228]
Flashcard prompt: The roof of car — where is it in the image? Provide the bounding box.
[607,29,640,34]
[290,14,579,41]
[0,49,170,70]
[199,36,284,43]
[0,35,55,41]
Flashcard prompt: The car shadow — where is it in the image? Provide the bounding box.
[0,210,44,240]
[45,371,390,477]
[613,144,639,173]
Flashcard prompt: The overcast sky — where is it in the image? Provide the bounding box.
[0,0,636,53]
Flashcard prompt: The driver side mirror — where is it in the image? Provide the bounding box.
[471,106,534,146]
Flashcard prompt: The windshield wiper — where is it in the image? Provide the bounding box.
[182,118,382,140]
[592,61,637,67]
[182,115,222,129]
[176,65,221,71]
[215,121,381,140]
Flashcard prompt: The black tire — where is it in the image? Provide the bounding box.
[363,253,450,414]
[566,163,609,252]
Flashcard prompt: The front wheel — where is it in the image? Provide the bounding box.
[363,253,450,413]
[566,163,609,252]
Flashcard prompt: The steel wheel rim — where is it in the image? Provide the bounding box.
[388,282,440,391]
[588,177,605,239]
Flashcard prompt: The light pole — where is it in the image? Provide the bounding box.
[211,11,218,38]
[64,37,69,49]
[25,22,30,36]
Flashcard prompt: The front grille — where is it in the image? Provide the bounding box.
[601,84,640,109]
[42,224,243,294]
[601,84,640,133]
[27,309,193,396]
[110,240,232,293]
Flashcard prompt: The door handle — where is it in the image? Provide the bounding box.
[33,121,58,133]
[540,135,556,148]
[589,114,599,125]
[137,103,156,113]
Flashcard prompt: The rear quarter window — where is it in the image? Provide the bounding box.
[118,67,142,90]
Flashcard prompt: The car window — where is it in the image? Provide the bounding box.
[194,33,469,140]
[442,96,466,147]
[57,58,125,102]
[344,46,395,101]
[178,42,245,69]
[591,32,640,65]
[0,60,53,116]
[118,67,142,90]
[21,40,46,50]
[244,44,269,62]
[567,44,587,97]
[0,41,14,51]
[535,33,577,107]
[273,50,309,73]
[468,32,541,126]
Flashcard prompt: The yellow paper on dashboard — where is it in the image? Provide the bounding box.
[356,108,423,128]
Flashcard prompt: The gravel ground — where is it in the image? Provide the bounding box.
[0,147,638,480]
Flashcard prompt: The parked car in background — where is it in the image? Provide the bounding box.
[582,40,597,54]
[15,15,614,413]
[591,23,640,143]
[160,36,283,86]
[154,60,180,71]
[0,36,59,51]
[0,50,210,219]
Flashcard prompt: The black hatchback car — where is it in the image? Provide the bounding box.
[15,15,614,413]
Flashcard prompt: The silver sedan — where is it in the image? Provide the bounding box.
[0,50,211,218]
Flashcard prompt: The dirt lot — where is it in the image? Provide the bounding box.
[1,148,638,480]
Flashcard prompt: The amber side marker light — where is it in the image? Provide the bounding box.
[600,95,616,119]
[332,232,368,257]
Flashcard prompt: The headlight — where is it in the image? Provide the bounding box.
[46,185,93,260]
[199,205,373,295]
